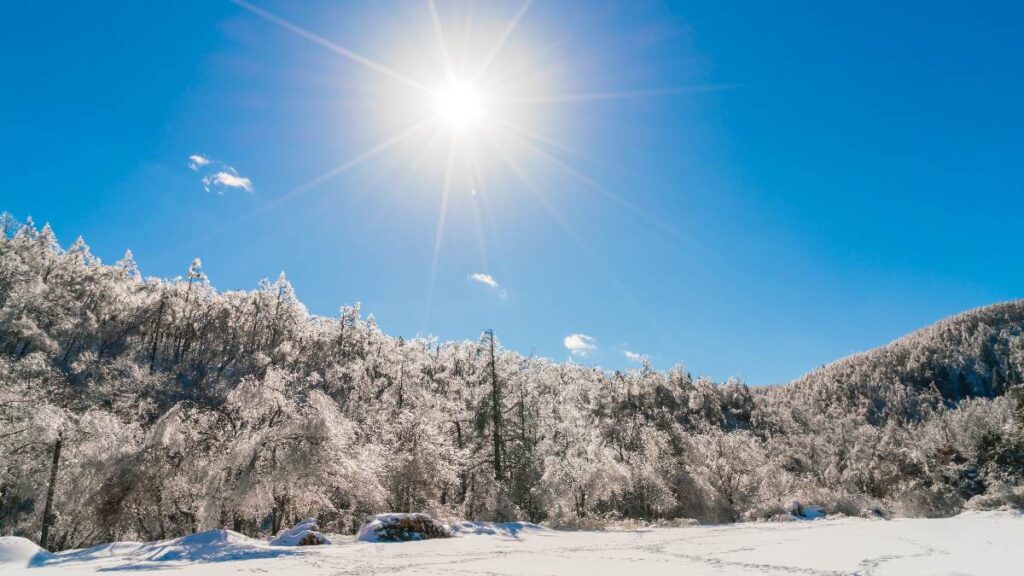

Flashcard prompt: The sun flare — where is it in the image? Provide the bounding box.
[434,79,485,130]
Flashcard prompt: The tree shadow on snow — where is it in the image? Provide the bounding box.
[449,521,549,540]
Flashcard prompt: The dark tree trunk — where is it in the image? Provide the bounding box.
[149,296,166,373]
[487,331,503,481]
[454,421,468,501]
[271,494,288,535]
[40,433,63,550]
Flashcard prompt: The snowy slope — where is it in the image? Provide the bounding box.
[2,512,1021,575]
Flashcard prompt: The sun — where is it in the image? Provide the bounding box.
[230,0,695,325]
[434,79,485,130]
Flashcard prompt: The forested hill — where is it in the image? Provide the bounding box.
[784,301,1024,422]
[1,215,1022,552]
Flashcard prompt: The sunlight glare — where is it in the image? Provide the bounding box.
[434,79,485,129]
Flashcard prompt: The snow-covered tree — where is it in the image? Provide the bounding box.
[2,218,1024,548]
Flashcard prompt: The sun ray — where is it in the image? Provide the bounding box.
[483,132,672,341]
[402,124,448,175]
[491,117,587,162]
[467,143,490,274]
[472,0,533,82]
[207,118,434,245]
[494,120,722,287]
[349,125,453,249]
[492,117,724,307]
[457,1,476,77]
[496,119,684,243]
[427,0,454,78]
[424,134,459,330]
[267,117,434,210]
[495,83,738,105]
[165,118,430,263]
[483,133,598,271]
[230,0,435,95]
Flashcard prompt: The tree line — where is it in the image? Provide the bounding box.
[1,214,1022,551]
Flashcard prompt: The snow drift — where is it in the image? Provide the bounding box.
[0,536,51,568]
[449,520,547,537]
[130,530,291,562]
[26,529,295,570]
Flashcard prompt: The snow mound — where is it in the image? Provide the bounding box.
[134,530,282,562]
[0,536,51,567]
[449,520,547,537]
[40,529,295,568]
[357,513,452,542]
[270,518,331,546]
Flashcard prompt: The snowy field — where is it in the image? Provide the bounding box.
[2,512,1022,576]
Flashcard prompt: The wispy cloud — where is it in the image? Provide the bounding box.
[564,333,597,357]
[623,350,647,363]
[188,154,211,171]
[188,154,253,194]
[470,273,508,298]
[203,171,253,193]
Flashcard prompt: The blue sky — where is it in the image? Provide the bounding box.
[2,0,1022,384]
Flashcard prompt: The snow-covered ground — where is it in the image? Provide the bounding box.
[3,512,1021,575]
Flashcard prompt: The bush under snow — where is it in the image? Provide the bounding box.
[357,513,452,542]
[270,519,331,546]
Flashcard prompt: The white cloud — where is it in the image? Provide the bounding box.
[470,273,508,298]
[470,273,499,289]
[189,154,253,194]
[623,350,646,363]
[202,171,253,194]
[188,154,210,171]
[564,333,597,357]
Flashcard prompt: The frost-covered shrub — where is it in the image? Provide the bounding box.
[891,483,964,518]
[683,429,771,522]
[381,410,459,514]
[964,485,1024,511]
[543,515,612,531]
[816,492,886,518]
[461,474,516,523]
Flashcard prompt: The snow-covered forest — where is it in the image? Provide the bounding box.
[1,214,1022,551]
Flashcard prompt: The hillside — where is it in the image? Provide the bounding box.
[781,301,1024,423]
